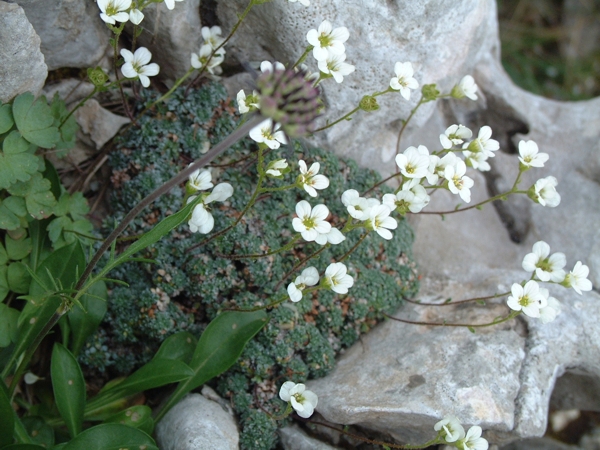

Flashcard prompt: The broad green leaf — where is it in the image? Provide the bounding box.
[7,262,31,294]
[103,405,154,435]
[0,381,14,447]
[28,218,50,273]
[42,160,62,202]
[8,173,57,220]
[0,103,14,134]
[0,131,40,190]
[158,310,268,419]
[0,241,8,265]
[62,424,158,450]
[5,242,85,377]
[51,343,85,438]
[0,196,27,231]
[52,192,89,220]
[0,265,8,301]
[21,417,54,447]
[50,94,77,157]
[3,445,47,449]
[154,331,197,364]
[68,280,107,356]
[0,303,20,347]
[5,234,32,261]
[12,92,60,148]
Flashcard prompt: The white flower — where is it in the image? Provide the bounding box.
[191,45,225,75]
[563,261,593,295]
[383,184,430,214]
[323,262,353,294]
[453,75,479,101]
[288,0,310,5]
[236,89,259,114]
[459,426,488,450]
[279,382,318,419]
[462,150,491,172]
[463,126,499,158]
[427,152,457,185]
[530,176,561,207]
[120,47,160,88]
[315,227,345,245]
[366,204,397,240]
[522,241,566,282]
[292,200,331,242]
[444,159,474,203]
[341,189,379,220]
[507,280,547,318]
[260,61,285,74]
[287,267,319,302]
[188,167,213,192]
[266,159,289,177]
[188,202,214,234]
[518,140,549,168]
[306,20,349,61]
[200,26,224,53]
[98,0,131,24]
[317,53,355,83]
[538,288,560,324]
[297,160,329,197]
[389,62,419,100]
[204,183,233,204]
[163,0,184,10]
[128,8,144,25]
[434,416,466,443]
[395,146,430,180]
[249,119,288,150]
[440,124,472,149]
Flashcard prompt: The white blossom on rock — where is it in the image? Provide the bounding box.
[396,146,430,180]
[440,124,472,149]
[507,280,547,318]
[128,8,144,24]
[317,53,355,83]
[452,75,479,101]
[279,382,318,418]
[383,183,430,214]
[462,149,491,172]
[315,227,346,246]
[260,61,285,74]
[341,189,379,220]
[522,241,566,282]
[306,20,349,61]
[563,261,593,295]
[323,262,353,294]
[366,204,397,240]
[191,45,225,75]
[434,416,465,443]
[297,160,329,197]
[200,26,224,53]
[120,47,160,88]
[292,200,331,242]
[389,62,419,100]
[518,140,549,168]
[444,159,474,203]
[529,176,561,207]
[463,126,499,158]
[98,0,131,24]
[237,89,259,114]
[249,119,288,149]
[163,0,184,10]
[287,267,319,302]
[538,288,560,324]
[459,426,489,450]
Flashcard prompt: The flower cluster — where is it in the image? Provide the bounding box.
[434,417,488,450]
[185,167,233,234]
[98,0,143,25]
[307,20,355,83]
[286,262,354,302]
[191,26,226,75]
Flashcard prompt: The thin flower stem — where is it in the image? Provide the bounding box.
[312,106,360,133]
[338,232,369,262]
[111,29,135,122]
[73,113,264,293]
[383,310,520,328]
[415,190,514,215]
[59,87,98,128]
[216,235,300,260]
[274,245,329,292]
[260,184,297,193]
[292,46,312,69]
[403,291,510,307]
[395,96,427,160]
[362,171,403,196]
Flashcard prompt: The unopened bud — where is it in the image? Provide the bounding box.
[359,95,379,112]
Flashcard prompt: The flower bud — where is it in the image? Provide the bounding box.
[87,67,109,87]
[359,95,379,112]
[421,84,440,102]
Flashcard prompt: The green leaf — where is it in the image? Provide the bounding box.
[103,405,154,435]
[0,265,8,302]
[0,380,15,447]
[51,343,85,438]
[50,94,77,156]
[0,196,27,231]
[154,331,197,364]
[28,218,50,273]
[0,241,8,265]
[8,173,57,220]
[7,262,31,294]
[21,417,54,447]
[3,445,47,449]
[0,131,40,190]
[0,103,14,134]
[12,93,60,148]
[158,310,268,419]
[68,280,107,356]
[41,160,62,202]
[62,424,158,450]
[5,234,32,261]
[0,303,20,347]
[53,192,90,220]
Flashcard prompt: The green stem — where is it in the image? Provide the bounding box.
[362,171,403,196]
[273,245,329,292]
[395,96,427,158]
[416,189,514,215]
[312,106,360,133]
[383,310,521,328]
[292,46,313,69]
[260,183,297,193]
[216,235,300,260]
[403,291,510,307]
[59,88,98,127]
[338,231,369,262]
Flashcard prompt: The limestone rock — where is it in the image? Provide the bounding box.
[14,0,111,71]
[500,437,580,450]
[0,1,47,103]
[279,425,341,450]
[155,392,239,450]
[74,99,130,150]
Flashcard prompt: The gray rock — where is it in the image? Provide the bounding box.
[74,99,130,150]
[155,392,239,450]
[13,0,111,71]
[501,437,581,450]
[128,0,203,82]
[0,1,47,102]
[279,425,341,450]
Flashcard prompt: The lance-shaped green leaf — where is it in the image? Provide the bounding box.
[21,417,54,447]
[0,131,40,190]
[103,405,154,435]
[7,262,31,294]
[0,381,14,447]
[28,218,51,273]
[0,103,14,134]
[8,173,56,220]
[0,265,9,302]
[154,331,197,364]
[0,196,27,231]
[2,445,46,449]
[62,424,158,450]
[0,303,20,347]
[51,343,85,438]
[68,280,107,356]
[157,310,269,420]
[12,92,60,149]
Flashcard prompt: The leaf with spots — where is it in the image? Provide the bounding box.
[51,343,85,438]
[103,405,154,435]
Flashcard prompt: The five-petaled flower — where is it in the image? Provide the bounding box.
[249,119,288,149]
[341,189,379,220]
[120,47,160,88]
[322,262,354,294]
[98,0,131,24]
[237,89,260,114]
[306,20,349,61]
[562,261,593,295]
[395,146,430,180]
[317,53,355,83]
[458,425,489,450]
[292,200,331,242]
[389,62,419,100]
[529,176,561,207]
[366,204,397,240]
[279,381,318,418]
[383,184,430,214]
[518,140,549,168]
[266,159,289,178]
[444,159,474,203]
[452,75,479,101]
[297,160,329,197]
[187,167,213,192]
[187,183,234,234]
[434,416,465,443]
[440,124,472,149]
[463,126,499,158]
[200,26,224,53]
[507,280,547,318]
[287,267,319,302]
[521,241,566,282]
[191,45,225,75]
